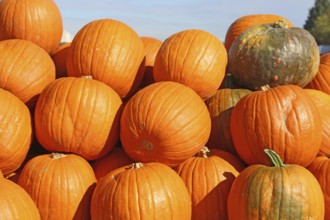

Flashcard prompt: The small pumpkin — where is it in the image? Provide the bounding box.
[18,153,96,220]
[305,53,330,95]
[91,162,192,220]
[120,81,211,167]
[0,0,63,54]
[228,20,320,90]
[224,14,294,51]
[51,42,71,78]
[228,149,325,220]
[230,84,322,167]
[34,76,123,160]
[153,29,227,100]
[0,175,40,219]
[67,18,145,100]
[174,146,239,220]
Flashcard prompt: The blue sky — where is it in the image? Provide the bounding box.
[55,0,314,42]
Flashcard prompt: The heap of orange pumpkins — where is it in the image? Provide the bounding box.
[0,0,329,219]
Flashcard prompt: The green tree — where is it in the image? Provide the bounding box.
[304,0,330,45]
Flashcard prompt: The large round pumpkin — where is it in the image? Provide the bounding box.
[0,88,32,176]
[67,18,145,100]
[174,147,239,220]
[0,39,55,108]
[34,76,123,160]
[91,162,192,220]
[230,84,322,167]
[228,149,325,220]
[228,21,320,90]
[18,153,96,220]
[224,14,294,51]
[0,0,63,54]
[153,29,227,100]
[120,81,211,167]
[0,175,40,219]
[305,53,330,95]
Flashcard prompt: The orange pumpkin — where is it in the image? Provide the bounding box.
[139,36,163,88]
[210,148,246,172]
[175,147,239,220]
[224,14,293,51]
[0,176,40,219]
[0,39,55,109]
[91,162,192,220]
[34,76,123,160]
[18,153,96,220]
[51,42,71,78]
[231,85,322,167]
[305,53,330,95]
[120,81,211,167]
[67,18,145,100]
[0,0,63,54]
[0,88,32,176]
[153,29,227,100]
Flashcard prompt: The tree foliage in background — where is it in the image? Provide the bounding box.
[304,0,330,45]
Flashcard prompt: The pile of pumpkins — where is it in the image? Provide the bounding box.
[0,0,329,219]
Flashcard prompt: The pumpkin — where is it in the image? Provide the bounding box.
[305,53,330,95]
[0,39,55,109]
[92,146,134,180]
[51,42,71,78]
[174,146,239,220]
[224,14,294,51]
[0,0,63,54]
[0,88,32,176]
[228,20,320,91]
[0,175,40,219]
[120,81,211,167]
[34,76,123,160]
[307,155,330,220]
[305,89,330,156]
[228,149,325,219]
[230,84,322,167]
[139,36,163,88]
[67,18,145,100]
[209,148,246,172]
[205,88,251,155]
[153,29,227,100]
[18,153,96,220]
[91,162,192,220]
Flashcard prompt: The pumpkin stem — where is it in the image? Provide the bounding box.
[131,162,144,169]
[197,146,212,158]
[272,20,289,29]
[260,85,271,91]
[82,75,93,79]
[50,153,67,160]
[264,149,286,167]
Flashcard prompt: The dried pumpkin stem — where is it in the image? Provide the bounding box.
[81,75,93,79]
[260,85,271,91]
[197,146,212,158]
[272,20,289,29]
[264,149,285,167]
[131,162,144,169]
[50,153,67,160]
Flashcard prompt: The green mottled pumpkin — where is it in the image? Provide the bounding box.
[228,21,320,90]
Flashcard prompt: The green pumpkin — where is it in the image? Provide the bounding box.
[228,20,320,90]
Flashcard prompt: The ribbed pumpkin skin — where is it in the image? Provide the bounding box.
[305,89,330,156]
[139,36,162,88]
[67,19,145,100]
[224,14,293,51]
[0,88,32,176]
[228,162,325,219]
[307,156,330,220]
[206,88,251,155]
[175,148,239,220]
[305,53,330,95]
[91,162,191,220]
[0,177,40,219]
[34,77,123,160]
[51,43,71,78]
[153,29,227,100]
[230,85,322,167]
[120,81,211,167]
[228,22,320,91]
[18,153,96,220]
[0,39,55,108]
[0,0,63,54]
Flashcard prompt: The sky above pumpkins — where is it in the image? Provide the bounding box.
[55,0,314,42]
